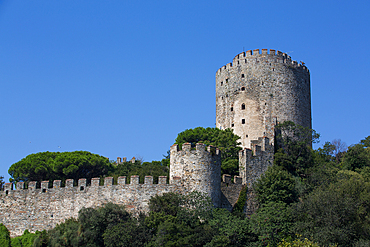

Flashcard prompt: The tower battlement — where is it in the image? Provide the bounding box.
[239,137,274,188]
[216,49,309,77]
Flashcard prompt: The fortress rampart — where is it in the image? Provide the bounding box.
[216,49,311,149]
[0,175,184,237]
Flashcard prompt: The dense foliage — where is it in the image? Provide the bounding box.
[175,127,242,176]
[8,151,114,183]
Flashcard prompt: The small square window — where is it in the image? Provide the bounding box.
[242,119,245,124]
[241,74,244,78]
[231,124,234,127]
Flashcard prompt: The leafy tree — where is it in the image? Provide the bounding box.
[78,202,131,247]
[206,208,256,247]
[341,136,370,171]
[0,224,11,247]
[103,213,151,247]
[8,151,113,184]
[175,127,241,176]
[250,201,294,246]
[11,230,40,247]
[277,236,324,247]
[292,174,370,246]
[254,165,299,205]
[46,218,80,247]
[274,121,319,177]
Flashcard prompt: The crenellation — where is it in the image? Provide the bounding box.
[130,175,139,184]
[65,179,73,188]
[16,182,24,190]
[145,176,153,184]
[104,177,113,186]
[78,179,86,191]
[158,176,167,184]
[41,181,49,190]
[118,176,126,185]
[53,180,61,188]
[28,181,37,190]
[91,178,100,187]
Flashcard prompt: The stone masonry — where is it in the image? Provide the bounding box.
[216,49,311,149]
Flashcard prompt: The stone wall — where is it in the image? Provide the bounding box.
[170,143,222,207]
[239,137,274,189]
[0,176,184,237]
[220,174,243,211]
[215,48,311,149]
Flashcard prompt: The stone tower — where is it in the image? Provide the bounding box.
[170,143,221,207]
[216,49,311,149]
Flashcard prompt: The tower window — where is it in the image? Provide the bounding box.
[242,119,245,124]
[231,107,233,111]
[246,134,248,138]
[241,103,245,110]
[221,81,223,86]
[241,74,244,78]
[241,87,245,91]
[231,124,234,127]
[226,79,228,83]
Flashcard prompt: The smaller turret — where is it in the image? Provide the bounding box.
[170,143,221,207]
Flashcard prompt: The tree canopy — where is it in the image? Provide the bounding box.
[8,151,114,183]
[175,127,241,176]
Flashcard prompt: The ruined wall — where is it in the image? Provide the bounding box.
[216,49,311,149]
[170,143,222,207]
[0,176,184,237]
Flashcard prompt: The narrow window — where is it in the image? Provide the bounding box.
[5,190,8,195]
[242,119,245,124]
[80,186,84,191]
[241,74,244,78]
[221,81,223,86]
[231,124,234,127]
[241,87,245,91]
[226,79,228,83]
[238,60,240,65]
[241,103,245,110]
[231,107,233,111]
[246,134,248,138]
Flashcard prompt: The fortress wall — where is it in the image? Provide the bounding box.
[0,176,184,237]
[215,49,311,149]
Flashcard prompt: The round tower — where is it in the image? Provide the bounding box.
[170,143,221,207]
[216,49,311,149]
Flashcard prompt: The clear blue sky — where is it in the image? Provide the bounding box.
[1,1,369,182]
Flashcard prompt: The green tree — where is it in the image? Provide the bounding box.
[250,201,294,246]
[292,174,370,246]
[274,121,319,177]
[341,136,370,171]
[175,127,241,176]
[11,230,40,247]
[254,165,299,205]
[0,224,11,247]
[8,151,113,184]
[78,202,131,247]
[206,208,256,247]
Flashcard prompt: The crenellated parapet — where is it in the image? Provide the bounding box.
[0,175,184,237]
[170,143,221,207]
[216,49,309,76]
[239,136,274,188]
